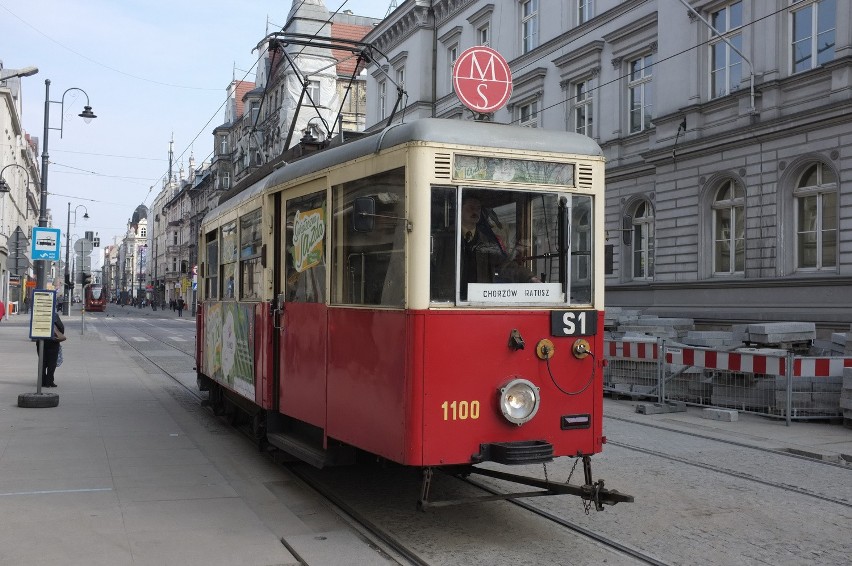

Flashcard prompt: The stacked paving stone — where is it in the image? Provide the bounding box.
[680,330,742,349]
[829,331,852,355]
[743,322,816,353]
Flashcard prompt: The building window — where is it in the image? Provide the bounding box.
[219,134,229,155]
[140,227,147,238]
[307,80,321,105]
[628,55,653,133]
[478,24,489,46]
[521,0,539,54]
[710,1,743,99]
[173,231,178,246]
[449,43,459,92]
[249,101,259,125]
[379,80,387,120]
[396,67,405,90]
[794,163,836,270]
[518,100,539,128]
[712,181,745,275]
[631,200,654,280]
[573,80,593,136]
[578,0,593,24]
[791,0,836,73]
[219,171,230,190]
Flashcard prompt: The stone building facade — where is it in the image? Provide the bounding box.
[0,64,41,313]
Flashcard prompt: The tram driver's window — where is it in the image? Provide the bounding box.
[331,168,406,307]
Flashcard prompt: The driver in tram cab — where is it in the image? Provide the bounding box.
[458,193,539,299]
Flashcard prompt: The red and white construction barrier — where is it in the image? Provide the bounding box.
[663,346,852,378]
[605,340,659,361]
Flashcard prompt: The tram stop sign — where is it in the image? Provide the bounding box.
[452,46,513,114]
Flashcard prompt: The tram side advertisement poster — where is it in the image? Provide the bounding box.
[204,302,255,397]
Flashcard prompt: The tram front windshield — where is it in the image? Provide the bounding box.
[430,188,592,306]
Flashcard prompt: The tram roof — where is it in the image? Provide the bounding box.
[204,118,603,224]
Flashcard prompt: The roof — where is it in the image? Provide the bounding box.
[204,118,603,224]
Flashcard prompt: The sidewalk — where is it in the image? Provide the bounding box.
[0,313,384,566]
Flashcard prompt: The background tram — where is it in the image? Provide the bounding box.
[195,119,630,508]
[84,284,107,312]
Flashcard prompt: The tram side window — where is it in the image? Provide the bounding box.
[430,188,456,302]
[239,209,262,300]
[205,231,219,300]
[220,220,238,299]
[285,191,327,303]
[331,168,406,307]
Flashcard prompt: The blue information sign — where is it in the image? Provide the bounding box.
[31,227,62,261]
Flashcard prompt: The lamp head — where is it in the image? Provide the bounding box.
[83,212,90,219]
[0,178,9,193]
[79,106,97,123]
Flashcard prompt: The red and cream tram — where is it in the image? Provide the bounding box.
[196,118,631,509]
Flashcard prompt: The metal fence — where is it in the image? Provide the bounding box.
[603,339,852,424]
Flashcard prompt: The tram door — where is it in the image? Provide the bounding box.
[277,187,329,429]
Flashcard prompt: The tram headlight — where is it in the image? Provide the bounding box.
[499,378,540,425]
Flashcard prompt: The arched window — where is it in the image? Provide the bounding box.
[712,180,744,274]
[795,163,836,270]
[631,200,654,280]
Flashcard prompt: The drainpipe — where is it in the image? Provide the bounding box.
[676,0,756,115]
[431,1,437,117]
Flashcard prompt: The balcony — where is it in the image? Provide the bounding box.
[167,244,185,256]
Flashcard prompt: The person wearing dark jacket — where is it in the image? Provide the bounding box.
[37,314,64,387]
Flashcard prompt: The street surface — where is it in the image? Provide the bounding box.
[79,305,852,565]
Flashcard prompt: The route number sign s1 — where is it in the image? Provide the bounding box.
[550,310,598,337]
[452,46,513,114]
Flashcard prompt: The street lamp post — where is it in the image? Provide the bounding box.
[36,79,96,291]
[64,203,88,315]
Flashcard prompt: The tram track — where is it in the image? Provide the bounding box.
[605,413,851,470]
[606,439,852,509]
[459,476,670,566]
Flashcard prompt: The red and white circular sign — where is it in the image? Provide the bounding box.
[452,46,513,114]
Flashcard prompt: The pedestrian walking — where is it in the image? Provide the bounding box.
[176,297,185,317]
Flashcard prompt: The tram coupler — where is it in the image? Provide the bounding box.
[416,462,633,511]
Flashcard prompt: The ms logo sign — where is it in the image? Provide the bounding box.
[452,46,513,114]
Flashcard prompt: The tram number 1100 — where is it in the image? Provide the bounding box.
[441,400,480,421]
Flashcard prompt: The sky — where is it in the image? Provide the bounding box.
[1,0,388,269]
